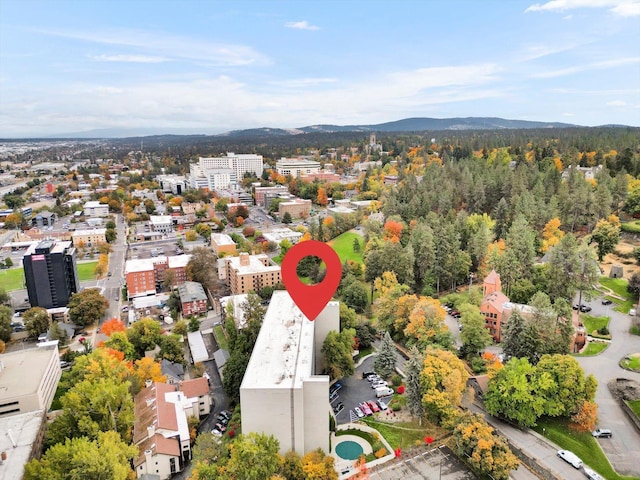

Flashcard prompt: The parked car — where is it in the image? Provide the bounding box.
[557,450,583,469]
[359,402,373,416]
[592,428,612,438]
[377,400,389,410]
[375,386,394,398]
[580,304,592,312]
[333,402,344,415]
[367,374,381,383]
[329,382,342,394]
[214,422,226,433]
[367,401,380,413]
[372,380,388,389]
[329,390,339,401]
[219,410,232,420]
[354,407,364,418]
[630,308,637,316]
[583,467,605,480]
[601,299,613,305]
[211,428,223,437]
[362,370,376,379]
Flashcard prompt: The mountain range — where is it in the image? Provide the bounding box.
[41,116,585,139]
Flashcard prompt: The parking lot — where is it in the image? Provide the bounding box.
[332,356,394,424]
[368,445,475,480]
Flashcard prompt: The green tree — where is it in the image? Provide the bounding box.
[405,347,425,423]
[185,246,218,292]
[104,331,136,360]
[173,319,188,337]
[188,316,201,332]
[546,233,581,302]
[0,287,10,305]
[410,221,435,292]
[24,431,137,480]
[352,236,361,253]
[374,332,397,378]
[501,310,531,361]
[279,450,305,480]
[126,317,162,358]
[339,302,358,330]
[159,334,185,365]
[67,288,109,327]
[590,216,621,261]
[0,305,12,342]
[341,281,368,313]
[459,304,493,359]
[23,307,50,339]
[321,329,355,380]
[484,357,547,427]
[225,432,282,480]
[282,211,293,224]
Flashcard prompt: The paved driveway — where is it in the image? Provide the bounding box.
[574,295,640,477]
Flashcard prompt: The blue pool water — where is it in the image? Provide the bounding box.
[335,440,364,460]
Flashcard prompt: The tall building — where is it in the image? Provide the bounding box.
[240,291,338,455]
[222,253,281,295]
[23,240,79,309]
[275,158,321,178]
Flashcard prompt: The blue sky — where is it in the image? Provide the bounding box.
[1,0,639,137]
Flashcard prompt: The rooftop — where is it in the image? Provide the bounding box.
[240,291,315,390]
[226,253,280,275]
[83,200,105,208]
[0,348,57,400]
[0,410,45,480]
[211,233,235,246]
[149,215,172,224]
[72,228,106,236]
[177,281,207,302]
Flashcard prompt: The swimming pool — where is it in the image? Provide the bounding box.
[335,440,364,460]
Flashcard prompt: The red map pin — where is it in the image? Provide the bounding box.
[281,240,342,321]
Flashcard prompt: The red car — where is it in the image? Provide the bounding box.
[367,401,380,413]
[359,402,373,416]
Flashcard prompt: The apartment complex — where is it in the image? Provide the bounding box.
[189,153,264,190]
[278,198,312,219]
[275,158,321,178]
[0,346,61,418]
[222,252,281,294]
[240,291,338,455]
[254,185,289,206]
[71,228,106,247]
[83,200,109,217]
[133,378,211,480]
[125,255,191,299]
[23,240,80,309]
[177,281,208,316]
[211,233,236,256]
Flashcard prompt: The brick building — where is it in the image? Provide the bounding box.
[211,233,236,256]
[222,252,281,295]
[278,198,312,219]
[177,281,208,316]
[125,255,191,299]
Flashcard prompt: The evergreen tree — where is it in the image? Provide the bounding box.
[405,347,425,423]
[374,332,397,378]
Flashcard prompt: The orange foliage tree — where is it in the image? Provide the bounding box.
[101,318,126,337]
[316,187,328,206]
[383,220,403,243]
[570,400,598,432]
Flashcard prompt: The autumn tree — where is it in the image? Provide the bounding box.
[570,400,598,432]
[403,297,450,350]
[224,432,282,480]
[0,306,12,343]
[68,288,109,327]
[134,357,167,384]
[23,307,50,339]
[420,347,468,423]
[101,318,126,336]
[541,217,564,253]
[185,246,219,292]
[374,332,397,378]
[104,331,136,360]
[24,431,137,480]
[300,448,338,480]
[590,215,621,261]
[452,411,519,480]
[316,187,328,206]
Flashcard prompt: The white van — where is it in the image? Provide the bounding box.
[557,450,583,469]
[375,386,394,398]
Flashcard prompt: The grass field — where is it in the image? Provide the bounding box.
[328,232,364,264]
[575,342,608,356]
[621,355,640,371]
[628,400,640,418]
[77,261,98,281]
[0,268,25,291]
[599,277,636,313]
[213,324,228,351]
[581,314,609,336]
[533,417,638,480]
[621,221,640,233]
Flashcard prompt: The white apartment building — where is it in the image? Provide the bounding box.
[83,200,109,218]
[275,158,321,178]
[199,153,264,182]
[149,215,173,234]
[240,291,338,455]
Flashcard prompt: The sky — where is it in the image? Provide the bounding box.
[0,0,639,138]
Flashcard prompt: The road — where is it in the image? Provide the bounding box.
[574,296,640,477]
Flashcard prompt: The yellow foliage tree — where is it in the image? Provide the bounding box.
[134,357,167,385]
[403,297,447,346]
[300,449,338,480]
[185,229,198,241]
[541,217,564,252]
[420,347,469,423]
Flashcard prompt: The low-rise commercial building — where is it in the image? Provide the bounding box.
[149,215,173,234]
[83,200,109,217]
[278,198,312,219]
[211,233,236,256]
[71,228,107,247]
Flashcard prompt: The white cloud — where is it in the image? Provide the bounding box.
[285,20,320,30]
[272,77,338,87]
[33,28,270,66]
[607,100,627,106]
[525,0,640,16]
[531,56,640,78]
[90,54,169,63]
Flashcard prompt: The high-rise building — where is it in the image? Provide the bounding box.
[23,240,80,309]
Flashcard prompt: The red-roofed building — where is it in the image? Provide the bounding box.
[133,379,212,479]
[480,270,511,341]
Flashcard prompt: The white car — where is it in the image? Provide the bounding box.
[211,428,223,437]
[583,467,604,480]
[557,450,583,469]
[354,407,364,418]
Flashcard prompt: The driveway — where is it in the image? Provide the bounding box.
[574,295,640,477]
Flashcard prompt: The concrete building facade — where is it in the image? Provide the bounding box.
[240,291,338,455]
[254,185,289,206]
[278,198,312,219]
[0,346,61,418]
[222,253,281,295]
[149,215,173,234]
[23,240,80,309]
[71,228,107,247]
[275,158,321,178]
[83,200,109,217]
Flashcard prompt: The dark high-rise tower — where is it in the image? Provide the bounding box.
[23,240,80,309]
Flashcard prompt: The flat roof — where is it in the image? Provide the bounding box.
[167,254,191,269]
[72,228,106,236]
[149,215,172,224]
[0,410,45,480]
[211,233,235,246]
[125,258,154,274]
[240,291,314,390]
[0,348,56,400]
[187,331,209,363]
[226,254,280,275]
[83,200,105,207]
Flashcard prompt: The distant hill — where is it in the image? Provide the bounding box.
[37,116,585,139]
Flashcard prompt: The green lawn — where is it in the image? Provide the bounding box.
[575,342,608,356]
[533,417,639,480]
[328,232,364,265]
[620,355,640,371]
[362,417,444,451]
[77,261,98,281]
[0,268,25,291]
[213,324,228,350]
[628,400,640,418]
[621,221,640,233]
[581,314,610,336]
[599,277,636,313]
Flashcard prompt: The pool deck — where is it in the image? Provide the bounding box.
[331,433,373,472]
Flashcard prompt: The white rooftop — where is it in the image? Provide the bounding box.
[0,410,45,480]
[72,228,107,236]
[328,206,356,214]
[125,258,154,274]
[211,233,235,246]
[226,254,280,275]
[83,200,104,208]
[503,302,537,315]
[168,254,191,269]
[240,291,314,389]
[149,215,172,224]
[262,228,303,244]
[187,331,209,363]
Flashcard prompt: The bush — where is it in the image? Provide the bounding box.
[391,374,403,387]
[598,326,610,335]
[242,226,255,237]
[396,385,405,394]
[375,448,387,458]
[470,356,487,374]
